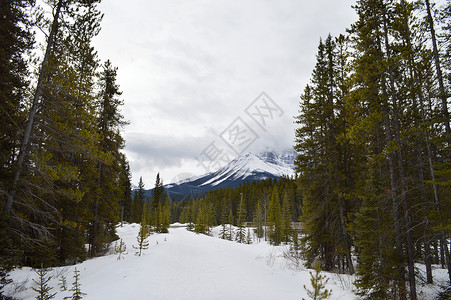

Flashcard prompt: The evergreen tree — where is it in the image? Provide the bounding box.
[88,59,127,257]
[281,191,292,244]
[253,199,264,241]
[132,177,146,223]
[235,194,246,243]
[64,268,85,300]
[219,202,230,240]
[267,186,282,245]
[134,207,150,256]
[295,34,356,273]
[246,228,253,245]
[194,201,214,235]
[150,173,170,233]
[302,261,332,300]
[227,209,234,241]
[58,275,67,292]
[0,0,132,271]
[119,155,133,224]
[32,265,56,300]
[0,0,33,225]
[114,239,127,260]
[352,166,394,299]
[160,194,171,233]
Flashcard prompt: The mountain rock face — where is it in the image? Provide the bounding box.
[145,149,297,201]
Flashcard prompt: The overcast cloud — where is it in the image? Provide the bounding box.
[92,0,358,186]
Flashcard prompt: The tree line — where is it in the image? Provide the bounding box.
[0,0,132,288]
[177,177,302,245]
[294,0,450,299]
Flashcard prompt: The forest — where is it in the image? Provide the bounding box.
[0,0,132,279]
[1,0,451,299]
[293,0,451,298]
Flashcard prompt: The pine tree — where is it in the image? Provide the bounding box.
[134,208,150,256]
[58,275,67,292]
[219,202,230,240]
[253,199,264,242]
[150,173,170,233]
[281,191,292,244]
[159,194,171,233]
[114,239,127,260]
[88,58,127,257]
[0,0,33,224]
[227,209,234,241]
[132,177,146,223]
[267,186,282,245]
[194,201,213,235]
[119,155,133,224]
[235,194,246,243]
[352,165,394,299]
[302,261,332,300]
[64,268,85,300]
[246,228,253,245]
[295,34,356,273]
[32,265,56,300]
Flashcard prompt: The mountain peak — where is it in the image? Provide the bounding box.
[145,150,296,201]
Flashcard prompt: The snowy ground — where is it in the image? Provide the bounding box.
[4,223,449,299]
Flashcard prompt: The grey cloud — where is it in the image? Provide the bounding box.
[94,0,358,183]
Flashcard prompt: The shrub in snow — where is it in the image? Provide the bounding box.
[114,239,127,260]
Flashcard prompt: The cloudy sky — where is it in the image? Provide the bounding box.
[92,0,358,186]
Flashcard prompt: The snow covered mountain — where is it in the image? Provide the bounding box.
[147,150,297,201]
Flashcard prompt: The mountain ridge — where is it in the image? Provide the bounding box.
[144,149,297,201]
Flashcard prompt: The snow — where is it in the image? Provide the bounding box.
[200,152,294,187]
[4,223,448,300]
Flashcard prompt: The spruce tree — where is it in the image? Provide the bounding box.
[194,201,213,235]
[281,191,292,244]
[64,268,85,300]
[135,208,150,256]
[0,0,33,225]
[119,155,133,223]
[219,202,230,240]
[88,58,127,257]
[302,261,332,300]
[227,209,234,241]
[253,200,264,242]
[32,265,56,300]
[132,177,146,223]
[235,194,246,243]
[267,186,282,245]
[114,239,127,260]
[150,173,170,233]
[295,34,356,273]
[246,228,253,245]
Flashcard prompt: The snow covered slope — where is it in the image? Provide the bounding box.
[6,223,446,300]
[154,150,296,201]
[200,152,293,187]
[4,224,350,300]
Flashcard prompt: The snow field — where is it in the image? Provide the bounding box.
[5,223,448,299]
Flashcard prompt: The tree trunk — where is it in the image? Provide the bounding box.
[381,10,417,298]
[4,0,63,216]
[338,195,355,274]
[424,0,450,136]
[424,238,433,284]
[401,1,451,282]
